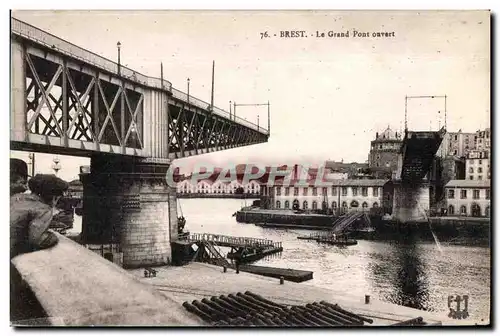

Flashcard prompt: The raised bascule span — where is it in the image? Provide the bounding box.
[392,128,446,223]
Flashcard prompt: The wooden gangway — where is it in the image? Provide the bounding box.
[185,232,282,250]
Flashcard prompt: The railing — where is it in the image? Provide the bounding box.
[186,232,281,249]
[12,17,269,135]
[171,88,267,133]
[11,18,172,91]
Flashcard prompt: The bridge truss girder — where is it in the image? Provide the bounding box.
[166,101,269,159]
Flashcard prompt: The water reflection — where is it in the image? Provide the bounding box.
[73,198,489,320]
[368,235,430,311]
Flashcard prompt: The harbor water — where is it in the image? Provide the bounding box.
[72,198,491,321]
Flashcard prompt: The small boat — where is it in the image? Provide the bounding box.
[316,238,358,246]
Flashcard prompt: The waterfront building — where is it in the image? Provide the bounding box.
[444,179,490,217]
[465,150,490,181]
[441,156,466,183]
[437,129,476,158]
[196,179,213,194]
[474,128,491,152]
[368,126,403,178]
[268,179,392,214]
[177,179,195,194]
[324,160,369,179]
[176,176,260,195]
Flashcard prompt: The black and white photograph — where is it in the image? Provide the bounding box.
[7,8,492,327]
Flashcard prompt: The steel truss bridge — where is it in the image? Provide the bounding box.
[10,18,269,161]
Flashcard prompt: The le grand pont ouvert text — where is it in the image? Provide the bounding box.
[260,29,395,39]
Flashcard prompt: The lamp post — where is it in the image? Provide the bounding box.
[233,102,270,133]
[28,152,35,177]
[187,78,190,104]
[117,41,121,76]
[52,157,61,176]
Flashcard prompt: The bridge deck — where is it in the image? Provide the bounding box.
[399,129,445,182]
[11,17,266,134]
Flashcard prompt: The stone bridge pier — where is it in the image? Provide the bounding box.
[392,180,430,223]
[80,155,178,268]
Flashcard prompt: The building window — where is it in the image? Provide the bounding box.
[322,201,328,210]
[479,159,482,164]
[285,187,290,196]
[332,187,337,196]
[276,187,281,196]
[312,187,317,196]
[294,187,299,196]
[485,188,490,199]
[352,187,358,196]
[448,190,455,199]
[478,167,483,173]
[292,199,299,210]
[285,200,290,209]
[362,202,368,210]
[312,201,318,210]
[342,201,348,209]
[373,202,379,208]
[276,201,281,209]
[469,176,473,180]
[485,206,490,217]
[473,189,479,199]
[322,187,327,196]
[303,201,308,210]
[301,187,307,196]
[460,205,467,215]
[478,175,482,180]
[362,187,368,197]
[469,167,474,173]
[471,204,481,217]
[373,187,379,197]
[460,190,467,199]
[332,201,337,209]
[342,187,347,196]
[448,205,454,215]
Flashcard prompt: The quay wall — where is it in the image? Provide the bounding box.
[237,208,490,242]
[236,209,336,227]
[177,193,259,199]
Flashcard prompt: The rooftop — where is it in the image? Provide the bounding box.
[445,179,491,188]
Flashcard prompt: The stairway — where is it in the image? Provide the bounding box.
[330,212,365,233]
[203,241,230,267]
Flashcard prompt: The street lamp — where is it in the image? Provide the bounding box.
[28,152,35,177]
[117,41,121,76]
[52,157,61,176]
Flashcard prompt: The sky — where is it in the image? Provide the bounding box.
[9,10,490,180]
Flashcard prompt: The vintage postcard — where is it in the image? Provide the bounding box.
[9,10,490,327]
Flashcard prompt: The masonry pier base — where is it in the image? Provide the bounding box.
[392,181,430,223]
[80,155,178,268]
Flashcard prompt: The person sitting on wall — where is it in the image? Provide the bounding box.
[10,158,29,196]
[10,174,69,259]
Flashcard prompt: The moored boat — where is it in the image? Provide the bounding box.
[316,238,358,246]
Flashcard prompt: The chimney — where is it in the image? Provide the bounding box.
[293,164,298,180]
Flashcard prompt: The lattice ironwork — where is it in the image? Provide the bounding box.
[166,103,268,158]
[24,52,144,150]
